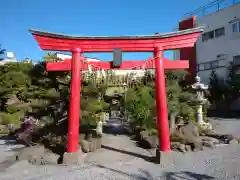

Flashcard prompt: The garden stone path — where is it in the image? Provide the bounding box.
[84,134,156,165]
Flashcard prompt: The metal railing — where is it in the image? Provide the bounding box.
[184,0,240,19]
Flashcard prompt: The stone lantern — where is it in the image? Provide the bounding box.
[191,76,212,130]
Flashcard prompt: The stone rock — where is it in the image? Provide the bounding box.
[85,133,93,142]
[171,142,180,150]
[185,145,192,152]
[200,122,213,130]
[62,151,84,165]
[41,153,60,165]
[234,137,240,143]
[15,145,45,161]
[204,129,218,136]
[138,131,158,149]
[28,156,50,165]
[140,131,149,138]
[200,132,206,136]
[96,121,103,136]
[200,136,220,145]
[203,130,234,144]
[178,123,203,151]
[80,140,90,153]
[188,138,203,151]
[88,129,100,139]
[229,139,239,145]
[28,155,39,165]
[178,144,186,152]
[95,138,102,149]
[89,141,97,152]
[203,141,215,148]
[139,136,158,149]
[222,135,234,144]
[213,134,233,144]
[182,123,199,137]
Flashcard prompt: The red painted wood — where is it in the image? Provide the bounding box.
[32,32,200,52]
[33,32,199,46]
[41,45,154,52]
[67,49,81,153]
[46,59,189,71]
[154,47,171,152]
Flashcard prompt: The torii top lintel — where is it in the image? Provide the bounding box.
[29,27,203,52]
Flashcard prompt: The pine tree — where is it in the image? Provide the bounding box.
[0,62,32,125]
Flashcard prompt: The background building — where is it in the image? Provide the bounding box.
[57,53,148,78]
[0,51,17,65]
[175,0,240,84]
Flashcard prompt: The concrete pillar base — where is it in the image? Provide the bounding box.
[155,149,172,165]
[62,150,84,165]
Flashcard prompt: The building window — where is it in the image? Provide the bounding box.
[197,60,224,71]
[211,60,219,68]
[232,23,238,32]
[202,31,214,42]
[232,20,240,33]
[204,62,211,70]
[202,29,219,42]
[202,33,208,42]
[215,27,225,38]
[233,55,240,66]
[208,31,214,39]
[198,64,205,71]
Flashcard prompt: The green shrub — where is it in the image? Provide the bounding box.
[0,130,9,135]
[0,111,24,126]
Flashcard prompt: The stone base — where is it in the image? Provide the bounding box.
[62,151,85,165]
[155,149,172,165]
[15,145,45,161]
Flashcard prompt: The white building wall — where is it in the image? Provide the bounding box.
[196,4,240,84]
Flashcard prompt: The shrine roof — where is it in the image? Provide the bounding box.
[29,27,203,40]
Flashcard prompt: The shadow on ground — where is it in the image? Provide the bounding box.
[101,145,155,163]
[0,135,22,146]
[93,164,215,180]
[0,135,15,141]
[163,171,215,180]
[103,122,131,136]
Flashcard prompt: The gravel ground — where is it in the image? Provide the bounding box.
[0,118,240,180]
[208,117,240,137]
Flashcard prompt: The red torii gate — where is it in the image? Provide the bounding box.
[29,27,202,163]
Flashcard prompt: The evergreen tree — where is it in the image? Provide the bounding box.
[208,69,226,103]
[0,62,32,125]
[226,62,240,101]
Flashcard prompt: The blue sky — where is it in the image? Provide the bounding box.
[1,0,211,62]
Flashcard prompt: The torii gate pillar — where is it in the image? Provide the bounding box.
[67,48,82,153]
[154,47,171,152]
